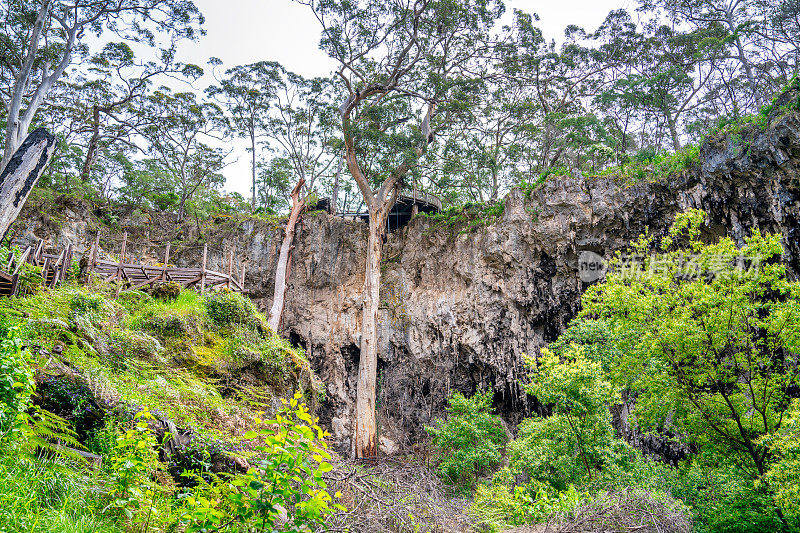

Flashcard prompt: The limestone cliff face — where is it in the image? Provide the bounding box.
[273,111,800,454]
[13,109,800,455]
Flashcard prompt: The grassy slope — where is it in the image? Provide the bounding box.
[0,281,321,532]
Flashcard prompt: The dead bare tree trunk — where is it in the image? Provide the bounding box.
[0,128,57,240]
[267,178,306,332]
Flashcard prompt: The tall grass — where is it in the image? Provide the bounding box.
[0,454,123,533]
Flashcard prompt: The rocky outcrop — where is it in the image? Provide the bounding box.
[277,113,800,454]
[12,109,800,455]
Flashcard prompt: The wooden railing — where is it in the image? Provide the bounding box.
[0,240,74,296]
[0,233,245,297]
[86,232,246,293]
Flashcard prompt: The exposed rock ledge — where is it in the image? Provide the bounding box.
[12,109,800,455]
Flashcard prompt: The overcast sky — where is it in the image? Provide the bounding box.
[175,0,633,196]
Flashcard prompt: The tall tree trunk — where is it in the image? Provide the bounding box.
[331,155,343,215]
[81,105,101,182]
[667,114,681,152]
[0,128,57,239]
[725,10,762,107]
[250,130,257,209]
[267,178,306,332]
[354,211,385,458]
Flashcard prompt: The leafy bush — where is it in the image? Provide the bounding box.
[204,289,262,329]
[69,289,106,315]
[423,201,506,235]
[547,318,628,374]
[152,191,179,210]
[671,453,789,533]
[104,409,176,530]
[576,209,800,530]
[765,400,800,521]
[115,289,151,309]
[180,393,342,531]
[138,310,204,338]
[471,469,586,533]
[510,346,619,490]
[600,143,700,183]
[425,390,506,489]
[85,414,122,456]
[0,328,35,439]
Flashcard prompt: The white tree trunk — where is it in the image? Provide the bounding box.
[0,128,57,240]
[354,212,383,458]
[267,178,306,332]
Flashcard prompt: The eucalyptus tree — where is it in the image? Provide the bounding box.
[69,43,203,184]
[499,11,614,174]
[440,78,537,201]
[640,0,766,109]
[751,0,800,90]
[262,67,340,199]
[0,0,203,173]
[256,157,292,213]
[596,16,714,152]
[207,60,281,208]
[262,68,340,333]
[301,0,504,458]
[141,89,229,220]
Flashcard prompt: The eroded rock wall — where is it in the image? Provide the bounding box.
[12,110,800,454]
[277,111,800,454]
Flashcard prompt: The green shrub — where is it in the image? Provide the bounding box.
[115,289,151,310]
[425,390,506,489]
[179,393,342,531]
[510,346,619,490]
[0,328,35,439]
[138,310,204,338]
[471,471,585,533]
[105,410,169,527]
[765,399,800,522]
[69,289,106,315]
[204,289,262,329]
[85,414,122,456]
[671,453,790,533]
[547,318,627,373]
[153,192,179,210]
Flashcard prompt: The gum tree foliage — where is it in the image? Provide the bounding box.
[0,0,203,172]
[638,0,783,111]
[206,60,281,209]
[300,0,504,458]
[208,61,340,212]
[579,209,800,528]
[68,43,202,185]
[260,67,340,202]
[140,89,229,220]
